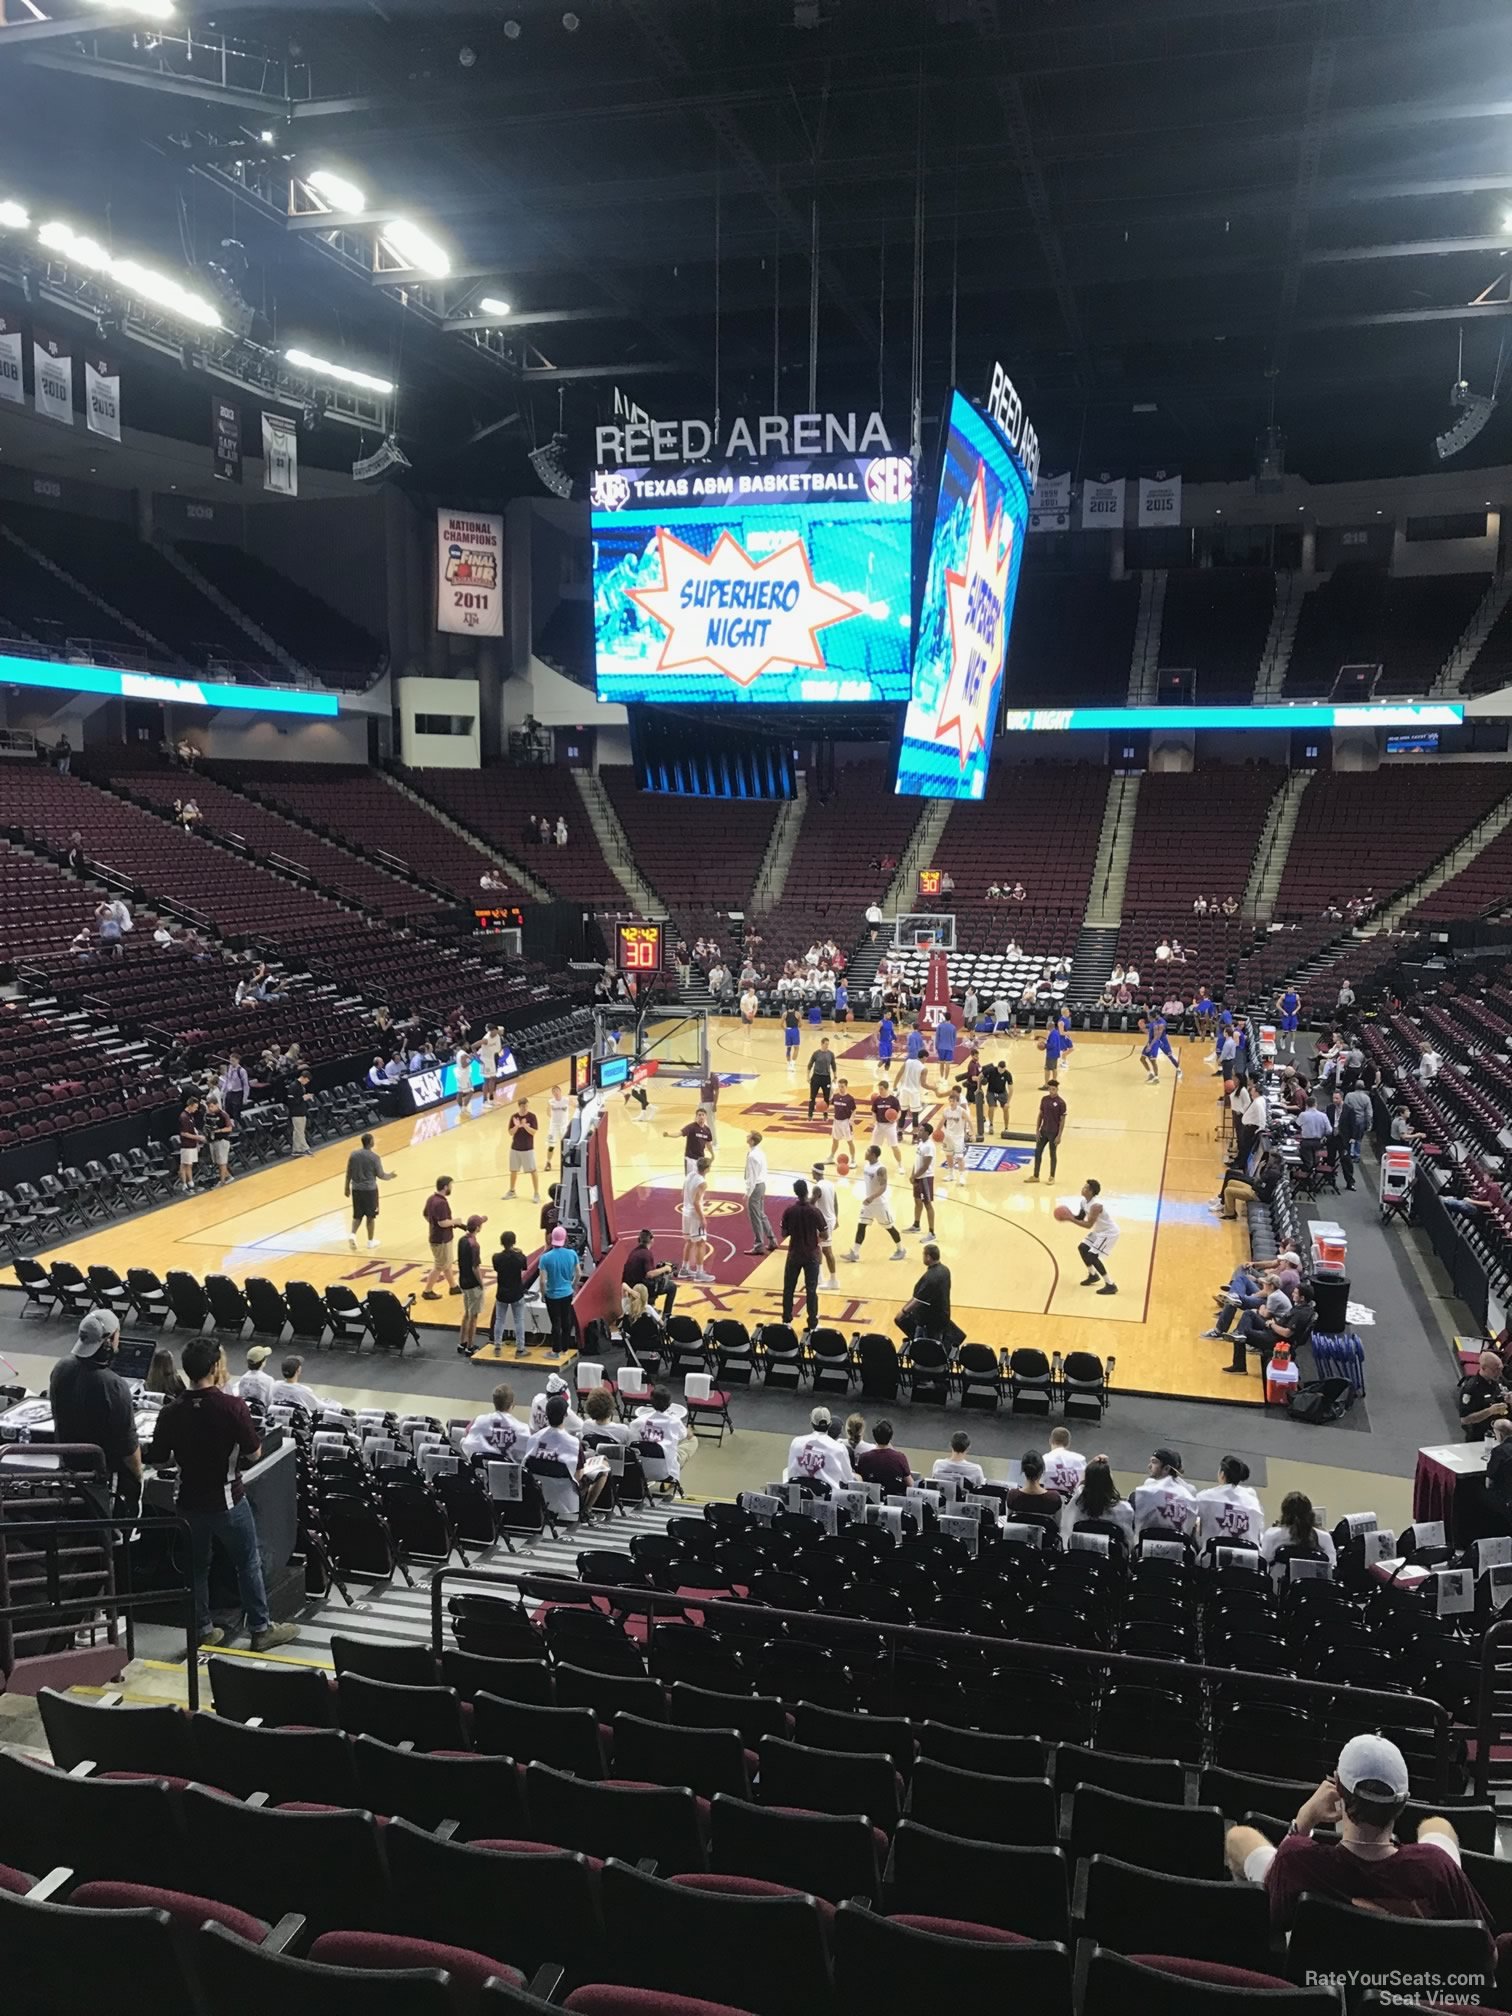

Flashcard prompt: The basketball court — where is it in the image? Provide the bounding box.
[12,1014,1256,1405]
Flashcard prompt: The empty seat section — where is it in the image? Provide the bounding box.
[1283,567,1387,697]
[1412,815,1512,923]
[754,759,921,970]
[1004,571,1140,705]
[174,540,383,689]
[930,763,1105,956]
[411,766,624,905]
[1276,765,1512,917]
[601,768,779,936]
[226,768,514,903]
[0,518,141,653]
[1156,569,1273,703]
[1376,574,1489,695]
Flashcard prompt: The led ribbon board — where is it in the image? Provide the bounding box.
[590,455,915,705]
[895,390,1031,800]
[0,651,340,717]
[998,703,1466,731]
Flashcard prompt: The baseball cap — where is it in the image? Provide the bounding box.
[1335,1734,1409,1802]
[550,1225,568,1246]
[1152,1447,1184,1472]
[74,1310,120,1359]
[466,1214,487,1232]
[246,1345,271,1368]
[1278,1250,1301,1267]
[545,1373,568,1395]
[810,1407,832,1429]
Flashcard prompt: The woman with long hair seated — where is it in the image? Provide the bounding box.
[1066,1456,1135,1547]
[1259,1490,1337,1575]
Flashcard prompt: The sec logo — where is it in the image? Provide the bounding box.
[864,457,913,506]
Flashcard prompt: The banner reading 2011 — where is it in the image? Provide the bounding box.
[436,509,504,636]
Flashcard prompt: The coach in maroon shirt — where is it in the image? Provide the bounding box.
[150,1337,297,1653]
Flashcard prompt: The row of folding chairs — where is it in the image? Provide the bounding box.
[13,1262,422,1355]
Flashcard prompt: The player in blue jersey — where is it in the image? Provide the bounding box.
[1042,1012,1072,1088]
[876,1012,896,1072]
[1139,1011,1181,1085]
[783,1008,802,1077]
[1275,986,1302,1058]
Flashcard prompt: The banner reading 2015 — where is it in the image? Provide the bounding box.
[436,509,504,636]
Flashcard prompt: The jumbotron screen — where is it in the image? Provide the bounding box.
[894,391,1030,800]
[590,456,915,705]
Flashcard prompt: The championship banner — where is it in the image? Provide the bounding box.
[436,508,504,636]
[1138,473,1182,527]
[32,329,72,426]
[1028,469,1071,534]
[261,411,298,496]
[0,315,21,407]
[212,396,241,484]
[1081,476,1124,530]
[85,354,120,443]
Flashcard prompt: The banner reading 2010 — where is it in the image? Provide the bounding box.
[436,509,504,636]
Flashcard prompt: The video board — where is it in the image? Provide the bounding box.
[591,455,914,705]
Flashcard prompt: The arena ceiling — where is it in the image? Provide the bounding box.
[5,0,1512,492]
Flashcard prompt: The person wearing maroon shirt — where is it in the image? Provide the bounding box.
[827,1080,858,1165]
[855,1420,914,1493]
[149,1337,298,1652]
[1225,1735,1489,1936]
[778,1178,827,1329]
[870,1081,904,1168]
[1026,1089,1067,1182]
[421,1175,460,1299]
[700,1070,722,1146]
[506,1103,540,1201]
[621,1227,678,1319]
[666,1107,714,1176]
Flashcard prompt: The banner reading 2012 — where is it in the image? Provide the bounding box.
[436,509,504,636]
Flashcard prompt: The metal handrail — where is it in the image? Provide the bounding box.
[429,1564,1457,1797]
[1471,1613,1512,1802]
[0,1512,201,1709]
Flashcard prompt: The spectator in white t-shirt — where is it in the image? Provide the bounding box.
[1194,1453,1265,1550]
[784,1406,853,1488]
[527,1392,607,1517]
[530,1374,583,1436]
[1130,1446,1199,1538]
[636,1386,694,1468]
[1041,1426,1087,1500]
[931,1430,986,1489]
[462,1382,527,1461]
[270,1354,324,1414]
[237,1344,275,1413]
[1259,1491,1338,1573]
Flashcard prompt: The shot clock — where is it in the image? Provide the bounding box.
[616,921,664,973]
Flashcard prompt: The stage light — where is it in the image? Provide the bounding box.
[563,10,580,27]
[0,201,29,231]
[478,295,511,316]
[37,219,222,326]
[258,128,275,144]
[458,44,476,65]
[307,169,366,214]
[81,0,175,19]
[503,18,522,37]
[379,217,450,277]
[285,346,395,396]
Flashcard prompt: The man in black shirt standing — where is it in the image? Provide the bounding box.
[1458,1348,1511,1444]
[287,1070,314,1157]
[779,1179,826,1330]
[150,1338,298,1652]
[49,1311,142,1517]
[457,1213,488,1358]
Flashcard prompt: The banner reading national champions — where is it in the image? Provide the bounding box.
[591,454,915,705]
[894,389,1031,801]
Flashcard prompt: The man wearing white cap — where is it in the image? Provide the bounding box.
[48,1310,143,1516]
[1224,1734,1487,1930]
[784,1406,854,1489]
[529,1373,583,1436]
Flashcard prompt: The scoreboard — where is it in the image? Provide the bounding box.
[616,921,664,973]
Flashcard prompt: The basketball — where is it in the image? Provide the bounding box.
[932,1125,945,1143]
[1053,1204,1074,1222]
[835,1150,850,1175]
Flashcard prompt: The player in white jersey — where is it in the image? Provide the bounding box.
[895,1054,926,1124]
[679,1156,713,1283]
[938,1086,970,1181]
[545,1084,571,1168]
[842,1145,907,1262]
[1073,1177,1120,1296]
[808,1161,841,1292]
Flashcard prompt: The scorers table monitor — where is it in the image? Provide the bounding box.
[617,921,664,973]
